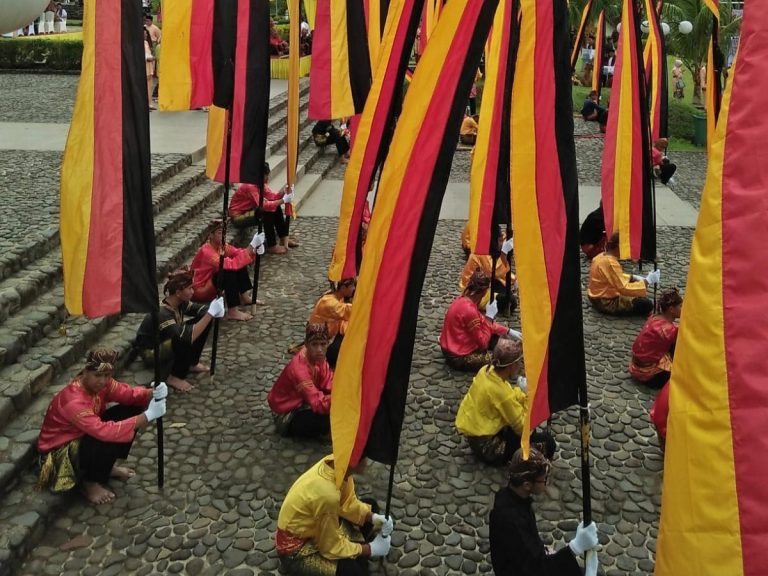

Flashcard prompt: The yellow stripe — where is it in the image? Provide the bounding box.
[656,46,742,576]
[331,0,467,486]
[511,0,553,458]
[158,0,192,111]
[304,0,317,28]
[205,105,226,180]
[367,0,382,71]
[329,0,353,119]
[60,0,97,316]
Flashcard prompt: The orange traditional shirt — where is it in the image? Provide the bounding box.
[267,348,333,415]
[587,253,647,300]
[439,296,508,356]
[190,242,254,302]
[309,292,352,339]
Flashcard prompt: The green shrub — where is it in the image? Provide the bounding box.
[667,99,698,144]
[0,38,83,70]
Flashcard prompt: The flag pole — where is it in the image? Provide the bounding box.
[250,175,265,314]
[152,307,164,488]
[578,382,592,525]
[210,107,234,378]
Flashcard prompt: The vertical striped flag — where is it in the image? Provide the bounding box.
[642,0,668,140]
[206,0,271,186]
[158,0,214,111]
[706,10,723,157]
[591,10,605,97]
[303,0,317,28]
[655,6,768,575]
[61,0,157,317]
[328,0,424,283]
[330,0,499,485]
[417,0,443,56]
[600,0,654,262]
[468,0,518,255]
[308,0,372,120]
[364,0,390,71]
[570,0,593,72]
[512,0,584,457]
[703,0,719,17]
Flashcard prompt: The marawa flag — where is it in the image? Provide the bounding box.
[570,0,593,72]
[642,0,668,140]
[590,10,605,97]
[468,0,519,255]
[328,0,424,283]
[158,0,214,111]
[206,0,271,186]
[512,0,584,457]
[706,14,723,157]
[703,0,718,18]
[364,0,390,71]
[656,8,768,575]
[61,0,156,317]
[330,0,499,486]
[417,0,443,56]
[600,0,654,262]
[309,0,372,120]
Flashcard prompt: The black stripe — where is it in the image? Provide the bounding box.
[364,0,500,465]
[347,0,372,113]
[379,0,391,39]
[212,0,237,108]
[238,0,270,186]
[549,0,585,412]
[711,15,723,122]
[120,0,157,313]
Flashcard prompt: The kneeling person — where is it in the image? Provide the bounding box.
[36,347,167,505]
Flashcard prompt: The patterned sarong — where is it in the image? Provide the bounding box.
[35,438,81,493]
[278,520,366,576]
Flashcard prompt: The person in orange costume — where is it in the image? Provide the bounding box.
[308,278,356,369]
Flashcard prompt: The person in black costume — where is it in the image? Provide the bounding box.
[579,202,606,260]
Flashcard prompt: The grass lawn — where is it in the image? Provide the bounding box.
[10,32,83,41]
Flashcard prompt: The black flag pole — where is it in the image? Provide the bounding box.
[250,171,265,315]
[151,308,164,488]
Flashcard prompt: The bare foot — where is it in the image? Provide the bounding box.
[240,293,253,306]
[226,309,253,321]
[168,376,194,392]
[190,363,210,374]
[287,238,300,248]
[267,245,288,255]
[110,465,135,480]
[82,482,115,505]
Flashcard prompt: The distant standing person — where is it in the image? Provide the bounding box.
[43,0,56,34]
[672,60,685,99]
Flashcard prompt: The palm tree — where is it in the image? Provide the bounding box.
[568,0,622,29]
[662,0,741,105]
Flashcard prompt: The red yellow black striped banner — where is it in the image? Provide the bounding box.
[287,0,300,192]
[590,10,604,96]
[61,0,157,317]
[570,0,593,71]
[600,0,654,262]
[158,0,214,111]
[656,6,768,574]
[703,0,719,18]
[330,0,499,485]
[417,0,443,56]
[642,0,668,140]
[206,0,271,186]
[309,0,372,120]
[364,0,389,71]
[328,0,424,282]
[512,0,584,456]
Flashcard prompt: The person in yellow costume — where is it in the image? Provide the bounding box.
[459,227,516,313]
[455,339,555,465]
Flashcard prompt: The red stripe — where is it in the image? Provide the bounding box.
[721,17,768,572]
[309,0,332,119]
[190,0,214,108]
[83,0,123,314]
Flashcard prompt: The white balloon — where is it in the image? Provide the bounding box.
[679,20,693,35]
[661,22,670,36]
[0,0,49,35]
[640,20,649,34]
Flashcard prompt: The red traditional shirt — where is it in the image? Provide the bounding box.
[439,296,508,356]
[629,315,678,381]
[650,382,670,439]
[37,378,151,453]
[229,183,284,215]
[268,348,333,414]
[190,242,255,302]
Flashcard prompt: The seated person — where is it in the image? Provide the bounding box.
[270,18,288,56]
[36,347,167,505]
[190,219,264,320]
[579,202,606,260]
[456,339,555,464]
[309,277,356,369]
[629,288,682,389]
[228,162,297,254]
[650,381,670,451]
[439,269,516,372]
[276,456,393,575]
[459,228,516,313]
[587,232,655,316]
[135,268,225,392]
[490,448,599,576]
[312,120,350,159]
[460,114,479,146]
[268,323,333,438]
[651,138,677,185]
[581,90,608,130]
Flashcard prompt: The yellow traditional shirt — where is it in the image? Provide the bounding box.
[276,456,371,560]
[309,293,352,338]
[587,253,647,300]
[455,366,527,437]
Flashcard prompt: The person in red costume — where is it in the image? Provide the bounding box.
[629,288,682,389]
[268,323,334,438]
[439,269,519,372]
[36,347,167,505]
[190,219,265,321]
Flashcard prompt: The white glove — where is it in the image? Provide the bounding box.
[501,237,514,255]
[256,243,265,256]
[250,231,265,249]
[151,382,168,401]
[645,269,661,285]
[282,191,294,205]
[485,299,498,320]
[372,513,394,537]
[369,534,391,558]
[508,328,522,340]
[585,550,599,576]
[143,398,166,422]
[569,521,598,555]
[207,297,225,318]
[517,376,528,393]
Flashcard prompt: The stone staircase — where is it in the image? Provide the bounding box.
[0,79,339,576]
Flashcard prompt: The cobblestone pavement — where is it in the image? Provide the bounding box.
[0,74,79,124]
